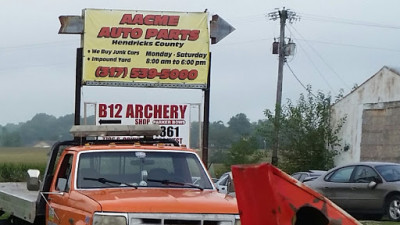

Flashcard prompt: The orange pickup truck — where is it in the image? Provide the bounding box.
[0,125,239,225]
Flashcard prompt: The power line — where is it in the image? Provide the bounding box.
[286,63,317,98]
[287,30,337,94]
[213,35,400,54]
[300,13,400,30]
[287,24,350,90]
[294,38,400,52]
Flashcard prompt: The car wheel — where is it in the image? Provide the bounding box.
[386,195,400,221]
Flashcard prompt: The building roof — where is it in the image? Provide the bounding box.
[332,66,400,106]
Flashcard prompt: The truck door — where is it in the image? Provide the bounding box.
[47,153,74,225]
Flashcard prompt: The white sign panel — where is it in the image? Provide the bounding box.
[95,103,189,145]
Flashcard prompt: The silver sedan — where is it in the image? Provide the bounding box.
[306,161,400,221]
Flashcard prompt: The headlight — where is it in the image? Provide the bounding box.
[235,215,241,225]
[93,213,127,225]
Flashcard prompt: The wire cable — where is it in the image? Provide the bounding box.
[287,24,350,90]
[300,13,400,30]
[293,38,400,52]
[286,63,317,98]
[284,28,336,94]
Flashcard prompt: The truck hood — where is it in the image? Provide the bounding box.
[78,188,238,214]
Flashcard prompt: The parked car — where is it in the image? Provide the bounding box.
[215,172,233,194]
[306,161,400,221]
[291,170,326,182]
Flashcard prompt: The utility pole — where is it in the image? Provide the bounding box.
[268,8,299,166]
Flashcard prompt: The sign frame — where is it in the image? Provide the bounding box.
[82,9,210,89]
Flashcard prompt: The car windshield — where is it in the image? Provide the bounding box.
[375,164,400,182]
[76,150,213,189]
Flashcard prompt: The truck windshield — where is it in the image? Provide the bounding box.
[76,150,213,190]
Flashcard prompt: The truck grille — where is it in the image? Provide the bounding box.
[129,213,237,225]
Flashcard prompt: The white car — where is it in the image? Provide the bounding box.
[215,172,233,194]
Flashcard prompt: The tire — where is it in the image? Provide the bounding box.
[386,195,400,221]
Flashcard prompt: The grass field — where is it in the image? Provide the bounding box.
[0,147,49,181]
[0,147,49,164]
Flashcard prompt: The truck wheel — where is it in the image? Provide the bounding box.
[386,195,400,221]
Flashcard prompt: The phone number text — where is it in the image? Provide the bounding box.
[95,66,198,80]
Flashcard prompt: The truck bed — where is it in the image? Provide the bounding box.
[0,182,38,223]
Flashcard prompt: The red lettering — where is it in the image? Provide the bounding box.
[135,118,150,124]
[144,15,178,26]
[179,105,187,119]
[126,104,134,118]
[119,14,134,25]
[144,29,199,40]
[168,29,181,40]
[143,15,155,25]
[120,28,134,38]
[145,29,158,39]
[156,29,169,40]
[144,104,152,118]
[135,104,144,118]
[97,27,110,38]
[188,30,200,41]
[163,105,169,119]
[98,104,107,117]
[110,28,123,38]
[153,15,171,25]
[179,30,191,40]
[154,105,162,118]
[168,16,180,26]
[98,27,143,39]
[120,14,179,26]
[129,28,143,38]
[132,14,144,25]
[115,104,123,118]
[170,105,178,118]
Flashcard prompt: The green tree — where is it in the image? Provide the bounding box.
[223,136,261,170]
[207,121,232,165]
[208,121,232,149]
[263,86,346,174]
[0,113,93,147]
[227,113,252,141]
[0,127,21,147]
[256,119,274,150]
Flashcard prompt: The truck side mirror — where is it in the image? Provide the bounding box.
[27,169,41,191]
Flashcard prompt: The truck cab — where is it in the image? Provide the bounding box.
[41,125,239,225]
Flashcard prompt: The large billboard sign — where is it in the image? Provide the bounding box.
[82,9,210,89]
[95,102,190,146]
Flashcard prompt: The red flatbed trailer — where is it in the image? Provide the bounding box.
[232,163,362,225]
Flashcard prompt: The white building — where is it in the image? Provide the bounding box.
[331,66,400,165]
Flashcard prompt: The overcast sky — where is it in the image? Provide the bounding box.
[1,0,400,126]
